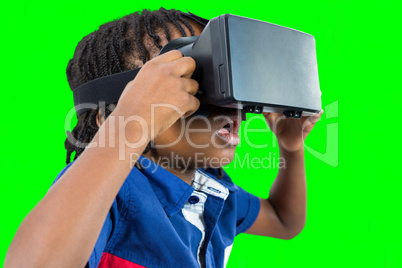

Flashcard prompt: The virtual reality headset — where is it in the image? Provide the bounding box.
[73,13,322,119]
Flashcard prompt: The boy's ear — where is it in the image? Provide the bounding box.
[96,109,105,128]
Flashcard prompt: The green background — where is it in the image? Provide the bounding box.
[1,0,401,267]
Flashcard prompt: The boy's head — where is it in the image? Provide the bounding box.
[66,8,241,174]
[66,8,204,90]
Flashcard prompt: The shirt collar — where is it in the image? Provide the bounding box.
[134,156,239,217]
[135,156,194,217]
[201,167,240,193]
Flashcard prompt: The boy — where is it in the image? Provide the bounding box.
[5,8,323,268]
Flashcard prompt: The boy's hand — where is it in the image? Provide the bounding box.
[113,50,200,141]
[263,109,323,153]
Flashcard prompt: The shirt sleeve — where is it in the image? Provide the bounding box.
[234,185,261,236]
[51,162,122,268]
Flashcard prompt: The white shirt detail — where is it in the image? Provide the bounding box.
[182,190,207,267]
[192,170,229,200]
[223,244,233,267]
[181,169,231,268]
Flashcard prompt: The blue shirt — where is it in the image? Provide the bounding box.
[52,155,261,268]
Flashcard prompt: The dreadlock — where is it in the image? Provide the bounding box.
[65,7,225,179]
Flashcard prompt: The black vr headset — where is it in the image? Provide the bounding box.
[73,13,322,119]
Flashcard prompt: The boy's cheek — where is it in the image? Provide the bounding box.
[154,126,233,150]
[152,128,236,165]
[153,119,211,147]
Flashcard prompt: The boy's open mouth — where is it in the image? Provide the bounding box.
[216,116,241,146]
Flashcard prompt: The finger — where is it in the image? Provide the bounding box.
[168,56,196,77]
[264,112,286,132]
[310,109,324,117]
[182,96,201,118]
[264,112,282,124]
[306,109,324,123]
[181,78,199,96]
[154,50,183,63]
[302,109,323,130]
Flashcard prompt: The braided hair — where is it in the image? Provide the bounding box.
[64,8,225,179]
